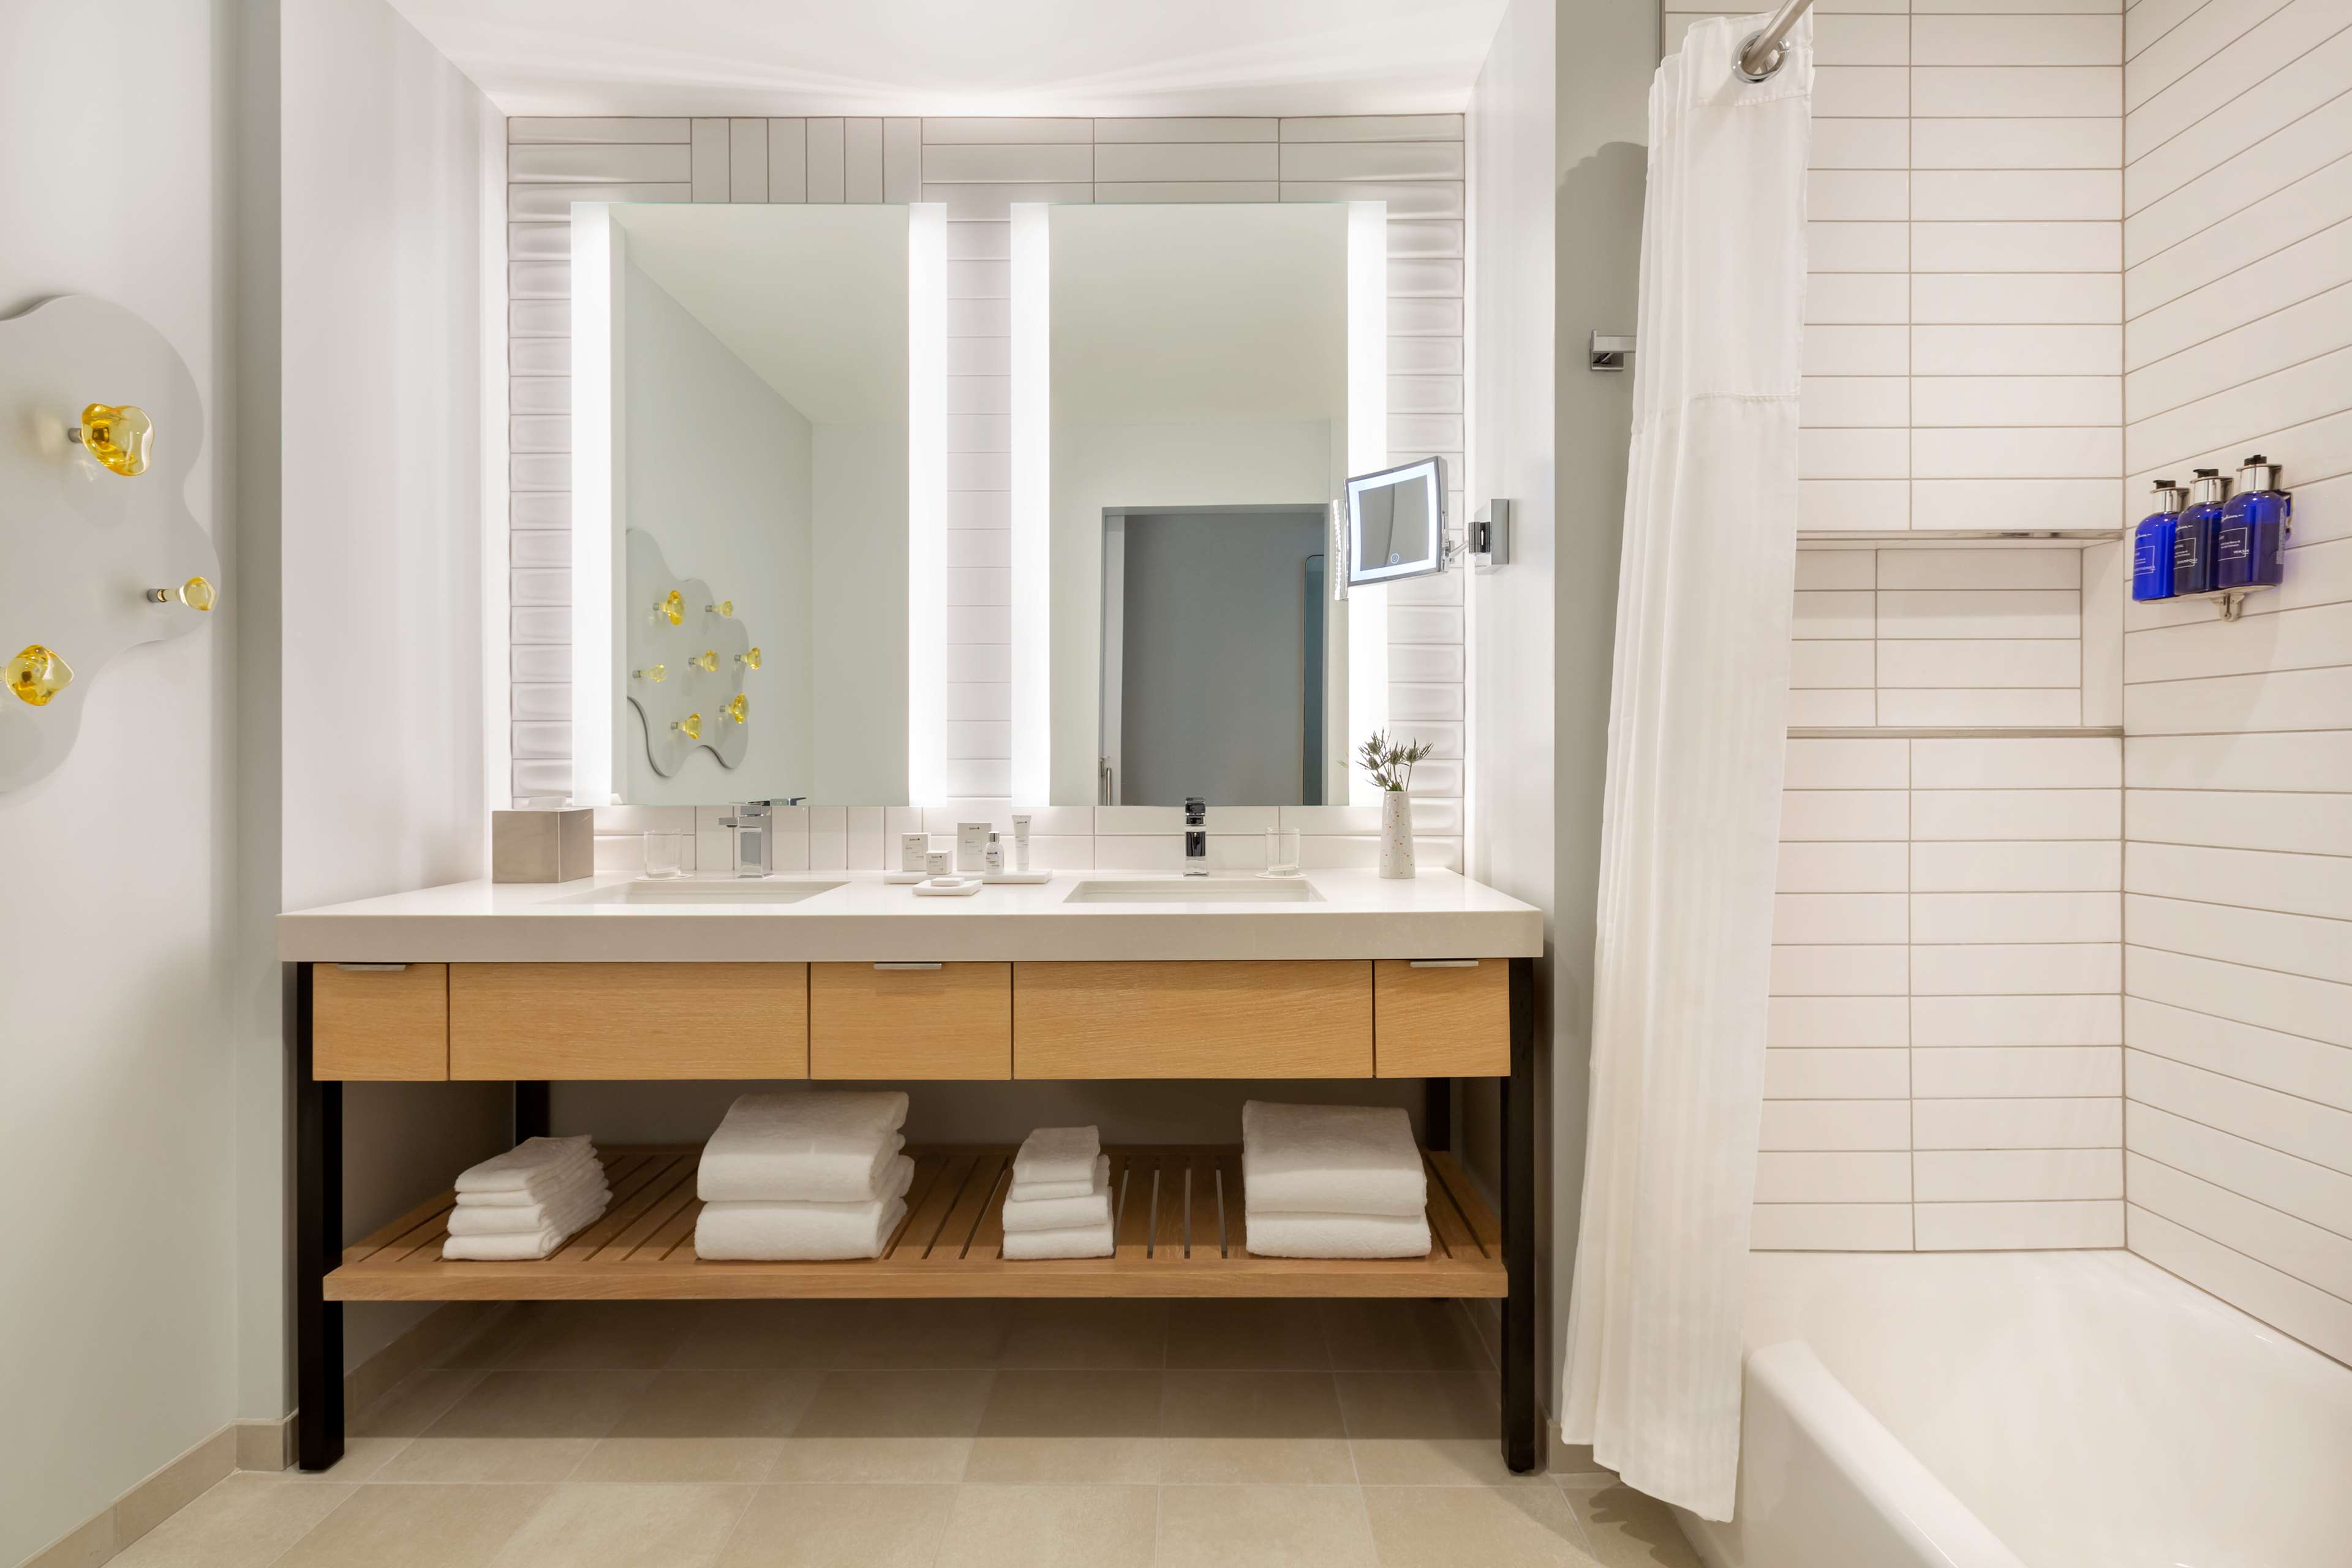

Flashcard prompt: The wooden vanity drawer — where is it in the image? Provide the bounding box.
[314,963,449,1080]
[1013,961,1371,1079]
[812,962,1011,1080]
[449,963,808,1080]
[1374,959,1509,1077]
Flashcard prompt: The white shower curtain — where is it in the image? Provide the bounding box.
[1561,11,1812,1523]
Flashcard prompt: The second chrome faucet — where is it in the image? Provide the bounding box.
[1184,797,1208,876]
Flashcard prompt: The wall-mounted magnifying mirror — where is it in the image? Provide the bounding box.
[570,202,944,806]
[1346,456,1447,586]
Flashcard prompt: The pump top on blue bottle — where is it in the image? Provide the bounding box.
[2173,467,2230,596]
[2132,478,2186,601]
[2214,454,2290,592]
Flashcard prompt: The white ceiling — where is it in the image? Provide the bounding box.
[613,204,909,424]
[386,0,1509,117]
[1051,203,1347,424]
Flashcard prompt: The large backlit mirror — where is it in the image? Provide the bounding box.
[1019,202,1387,807]
[570,202,944,805]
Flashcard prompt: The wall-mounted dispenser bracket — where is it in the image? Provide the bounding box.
[1471,499,1512,568]
[1589,331,1635,371]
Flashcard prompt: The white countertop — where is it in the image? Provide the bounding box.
[276,869,1544,963]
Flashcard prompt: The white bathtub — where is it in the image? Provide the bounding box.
[1677,1251,2352,1568]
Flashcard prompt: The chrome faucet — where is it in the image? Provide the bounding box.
[718,801,774,878]
[1183,797,1208,876]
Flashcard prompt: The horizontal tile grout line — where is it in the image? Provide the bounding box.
[2122,838,2351,859]
[2120,282,2352,387]
[2124,1199,2352,1309]
[2126,1035,2352,1112]
[2122,935,2352,988]
[2124,659,2352,689]
[2118,109,2352,270]
[2124,159,2352,315]
[2125,1112,2352,1198]
[2120,31,2352,186]
[2120,0,2216,66]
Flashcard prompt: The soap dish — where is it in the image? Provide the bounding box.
[980,870,1053,884]
[911,876,984,897]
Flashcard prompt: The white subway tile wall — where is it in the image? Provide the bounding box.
[2118,0,2352,1365]
[506,114,1464,870]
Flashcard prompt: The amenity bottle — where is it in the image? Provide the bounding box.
[2132,478,2186,601]
[2215,454,2291,591]
[2173,468,2230,596]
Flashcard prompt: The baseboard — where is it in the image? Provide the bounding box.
[19,1425,235,1568]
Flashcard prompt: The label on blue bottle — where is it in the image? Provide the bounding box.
[2217,525,2250,564]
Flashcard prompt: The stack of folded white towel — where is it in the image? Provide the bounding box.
[695,1091,913,1261]
[442,1135,611,1261]
[1242,1101,1431,1259]
[1001,1126,1115,1260]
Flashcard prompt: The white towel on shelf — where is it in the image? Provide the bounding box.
[693,1156,918,1261]
[442,1212,600,1262]
[1003,1219,1115,1261]
[1011,1125,1100,1189]
[446,1180,610,1237]
[452,1135,600,1197]
[698,1091,911,1203]
[1007,1170,1099,1203]
[1245,1209,1431,1260]
[1001,1156,1114,1234]
[1242,1101,1426,1218]
[456,1161,605,1211]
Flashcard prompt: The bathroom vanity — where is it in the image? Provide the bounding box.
[279,869,1543,1474]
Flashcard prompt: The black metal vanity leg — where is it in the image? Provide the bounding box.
[514,1080,552,1144]
[1499,956,1538,1474]
[292,962,345,1472]
[1425,1076,1452,1152]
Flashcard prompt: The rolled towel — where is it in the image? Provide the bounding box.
[1245,1210,1431,1260]
[693,1155,918,1261]
[698,1091,911,1203]
[453,1135,600,1197]
[1001,1155,1114,1234]
[1003,1219,1115,1261]
[446,1180,610,1237]
[1011,1125,1099,1190]
[456,1160,605,1211]
[1242,1101,1425,1218]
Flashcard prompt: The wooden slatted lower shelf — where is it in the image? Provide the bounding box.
[327,1144,1505,1301]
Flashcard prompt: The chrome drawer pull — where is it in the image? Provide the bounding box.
[1409,959,1481,968]
[334,962,409,972]
[873,962,944,971]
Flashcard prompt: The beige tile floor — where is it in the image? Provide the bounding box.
[110,1299,1704,1568]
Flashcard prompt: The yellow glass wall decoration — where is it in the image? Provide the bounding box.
[726,693,748,724]
[706,599,733,616]
[658,589,684,625]
[7,644,74,707]
[737,646,762,669]
[72,402,153,477]
[633,663,667,683]
[146,575,216,611]
[674,712,702,741]
[692,649,719,673]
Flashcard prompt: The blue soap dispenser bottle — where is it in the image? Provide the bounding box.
[2133,478,2186,601]
[2173,467,2230,596]
[2215,453,2291,590]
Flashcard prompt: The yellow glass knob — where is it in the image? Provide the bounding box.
[6,644,74,707]
[692,649,719,673]
[726,693,748,724]
[658,590,683,626]
[633,663,667,683]
[148,576,216,611]
[74,403,153,477]
[707,600,733,616]
[737,646,762,670]
[674,712,703,741]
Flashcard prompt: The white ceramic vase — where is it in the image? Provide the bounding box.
[1379,791,1415,878]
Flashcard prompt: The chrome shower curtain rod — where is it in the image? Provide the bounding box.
[1734,0,1817,82]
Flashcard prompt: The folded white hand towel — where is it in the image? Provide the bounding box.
[456,1161,604,1211]
[453,1136,600,1196]
[697,1091,911,1203]
[1007,1170,1099,1202]
[693,1155,918,1261]
[442,1210,601,1262]
[1001,1156,1114,1234]
[1011,1126,1100,1189]
[1245,1209,1431,1260]
[1003,1218,1115,1261]
[445,1180,610,1237]
[1242,1101,1425,1218]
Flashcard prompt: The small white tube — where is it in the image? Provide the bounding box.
[1011,813,1032,872]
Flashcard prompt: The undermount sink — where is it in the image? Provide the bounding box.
[559,878,846,905]
[1063,877,1321,904]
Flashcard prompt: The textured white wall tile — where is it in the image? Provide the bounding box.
[1915,1200,2123,1249]
[1913,1148,2122,1204]
[1770,996,1912,1048]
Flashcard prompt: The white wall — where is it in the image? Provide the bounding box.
[2117,0,2352,1365]
[0,4,241,1556]
[812,421,911,803]
[619,251,816,803]
[278,0,511,1373]
[1049,420,1339,803]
